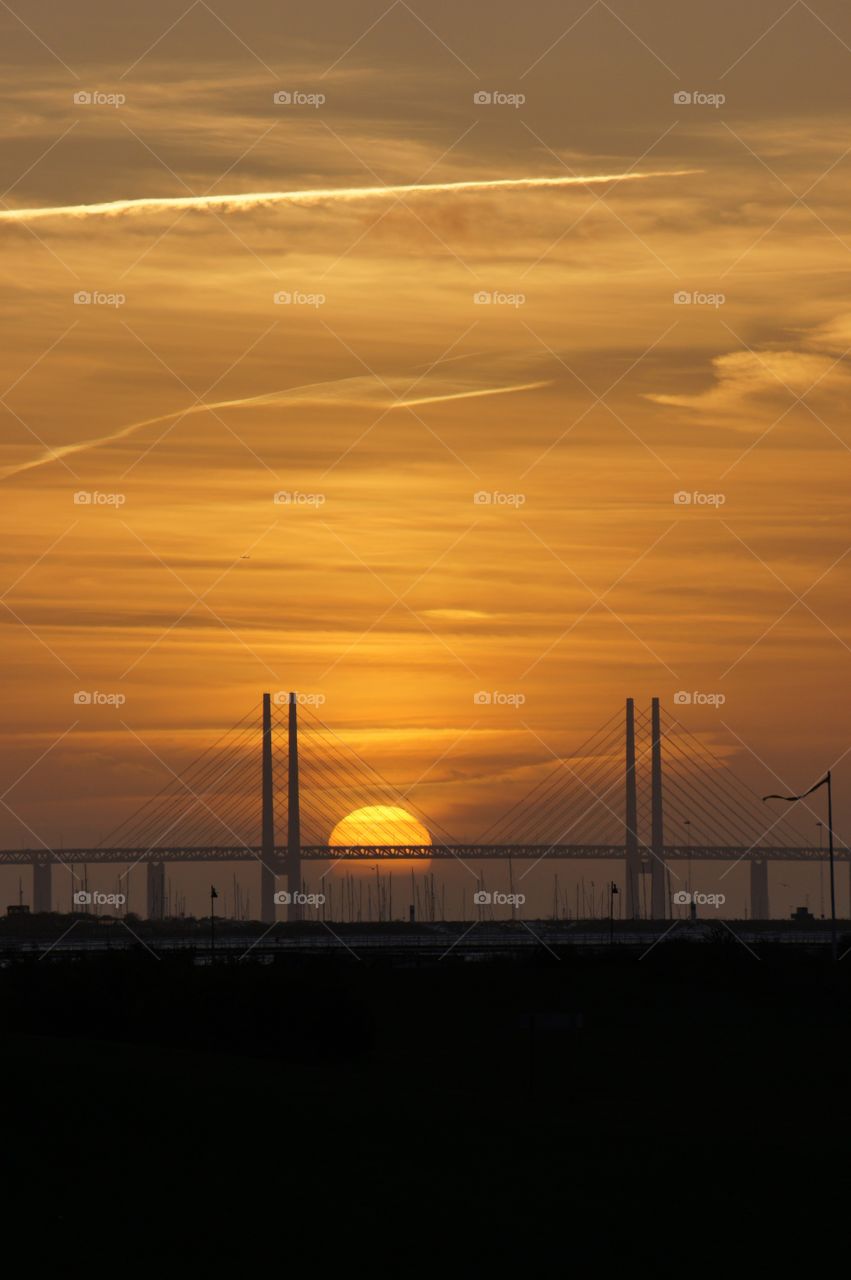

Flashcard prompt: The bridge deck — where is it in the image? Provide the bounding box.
[0,844,844,864]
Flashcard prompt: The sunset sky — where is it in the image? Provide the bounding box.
[1,0,850,917]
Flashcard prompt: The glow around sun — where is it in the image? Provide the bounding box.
[329,806,432,847]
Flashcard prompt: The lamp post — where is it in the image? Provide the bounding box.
[828,774,837,961]
[210,884,218,959]
[763,772,836,961]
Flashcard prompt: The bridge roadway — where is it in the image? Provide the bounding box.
[0,844,844,864]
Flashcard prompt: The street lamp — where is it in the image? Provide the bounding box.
[764,772,836,961]
[210,884,218,959]
[609,881,618,945]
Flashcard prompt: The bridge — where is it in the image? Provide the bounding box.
[3,695,846,922]
[0,844,830,863]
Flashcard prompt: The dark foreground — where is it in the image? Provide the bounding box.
[2,942,849,1262]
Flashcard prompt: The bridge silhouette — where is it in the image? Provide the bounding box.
[3,695,846,922]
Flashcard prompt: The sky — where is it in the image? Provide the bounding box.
[1,0,850,919]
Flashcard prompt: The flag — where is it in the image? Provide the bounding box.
[763,775,829,802]
[210,885,218,899]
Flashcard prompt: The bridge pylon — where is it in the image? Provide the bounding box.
[147,860,165,920]
[650,696,668,919]
[260,692,276,923]
[750,858,770,920]
[624,698,641,918]
[287,692,301,923]
[32,853,52,913]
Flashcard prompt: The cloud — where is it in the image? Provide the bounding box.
[0,170,700,224]
[646,349,842,413]
[802,312,851,355]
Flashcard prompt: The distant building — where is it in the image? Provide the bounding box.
[790,905,814,922]
[6,903,30,916]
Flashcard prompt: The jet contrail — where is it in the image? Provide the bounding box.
[0,170,700,224]
[0,375,552,479]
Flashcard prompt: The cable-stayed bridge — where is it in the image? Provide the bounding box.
[1,695,845,921]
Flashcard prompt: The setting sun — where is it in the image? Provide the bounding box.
[329,806,432,847]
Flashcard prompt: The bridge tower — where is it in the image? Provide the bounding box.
[287,692,301,923]
[750,858,770,920]
[147,860,165,919]
[260,692,276,923]
[650,696,667,919]
[624,698,641,918]
[32,852,52,913]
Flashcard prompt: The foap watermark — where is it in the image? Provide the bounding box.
[474,691,526,707]
[473,890,525,906]
[673,691,726,707]
[74,691,126,706]
[73,490,126,506]
[74,291,126,307]
[273,290,325,307]
[673,890,725,909]
[274,890,326,907]
[473,490,526,507]
[473,90,525,108]
[673,90,725,108]
[272,691,326,707]
[273,90,325,107]
[673,290,725,308]
[674,490,726,507]
[74,890,126,907]
[474,290,526,307]
[273,491,326,507]
[74,90,126,108]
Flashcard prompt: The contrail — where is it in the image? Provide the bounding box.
[0,170,700,224]
[0,375,552,479]
[393,381,548,409]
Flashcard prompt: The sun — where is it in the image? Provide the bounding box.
[329,805,432,847]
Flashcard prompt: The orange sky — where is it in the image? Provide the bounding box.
[1,0,849,917]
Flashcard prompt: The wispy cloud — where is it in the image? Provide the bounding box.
[646,350,841,413]
[646,312,851,415]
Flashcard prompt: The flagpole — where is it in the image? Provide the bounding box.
[827,771,837,962]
